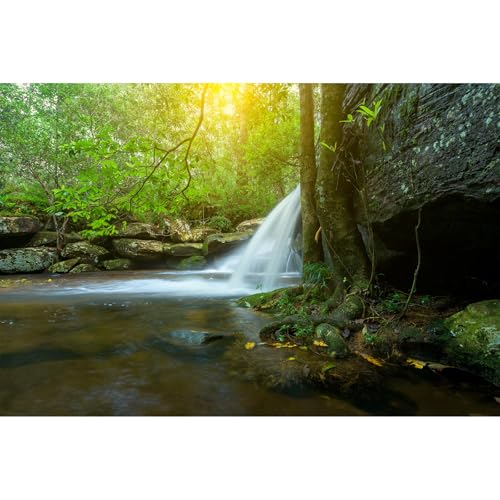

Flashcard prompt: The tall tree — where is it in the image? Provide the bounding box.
[299,83,322,264]
[316,84,370,309]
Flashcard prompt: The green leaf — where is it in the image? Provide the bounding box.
[321,362,336,373]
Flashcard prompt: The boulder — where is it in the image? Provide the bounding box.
[29,231,84,247]
[115,222,164,240]
[69,263,100,273]
[61,241,110,264]
[48,258,80,273]
[0,216,41,236]
[163,218,193,242]
[442,300,500,386]
[112,238,165,259]
[177,255,207,270]
[167,243,204,257]
[203,231,253,255]
[315,323,350,358]
[0,216,42,249]
[29,231,58,247]
[345,84,500,293]
[236,218,264,233]
[0,247,57,274]
[162,330,224,346]
[190,226,218,242]
[101,258,133,271]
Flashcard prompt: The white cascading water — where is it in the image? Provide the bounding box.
[229,185,302,292]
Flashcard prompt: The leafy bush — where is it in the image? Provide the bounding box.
[207,215,233,232]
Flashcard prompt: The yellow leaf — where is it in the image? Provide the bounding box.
[287,357,296,361]
[269,342,297,349]
[244,342,256,350]
[406,358,426,369]
[313,339,328,347]
[47,278,53,282]
[357,352,384,367]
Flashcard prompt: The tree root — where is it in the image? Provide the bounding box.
[259,293,365,341]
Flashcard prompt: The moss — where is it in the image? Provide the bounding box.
[236,288,290,310]
[177,255,206,270]
[443,300,500,386]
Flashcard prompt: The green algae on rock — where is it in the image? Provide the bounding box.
[443,300,500,386]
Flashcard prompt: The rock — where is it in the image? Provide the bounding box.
[162,330,224,346]
[315,323,350,358]
[48,258,80,273]
[203,231,253,255]
[61,241,110,264]
[236,218,264,233]
[115,222,164,240]
[167,243,204,257]
[443,300,500,386]
[0,216,42,249]
[190,226,218,242]
[101,258,133,271]
[29,231,58,247]
[64,232,84,243]
[177,255,207,270]
[112,238,165,259]
[29,231,83,247]
[163,218,193,243]
[0,247,57,274]
[347,84,500,293]
[69,263,100,273]
[0,216,41,236]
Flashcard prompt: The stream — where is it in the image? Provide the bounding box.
[0,270,498,416]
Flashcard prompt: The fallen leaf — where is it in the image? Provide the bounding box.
[427,362,451,372]
[313,339,328,347]
[299,346,308,351]
[356,352,384,367]
[406,358,426,369]
[244,342,256,350]
[287,357,296,361]
[47,278,53,282]
[321,362,336,373]
[269,342,297,349]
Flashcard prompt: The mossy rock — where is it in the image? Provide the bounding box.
[236,288,290,310]
[69,263,100,273]
[101,258,133,271]
[0,247,57,273]
[48,258,80,273]
[61,241,110,264]
[167,243,204,257]
[203,231,252,255]
[443,300,500,386]
[315,323,350,358]
[177,255,207,270]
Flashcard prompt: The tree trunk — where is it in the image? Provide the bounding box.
[299,84,323,264]
[316,84,370,293]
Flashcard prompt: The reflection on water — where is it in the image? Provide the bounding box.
[0,271,498,415]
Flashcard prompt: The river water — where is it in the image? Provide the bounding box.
[0,270,498,415]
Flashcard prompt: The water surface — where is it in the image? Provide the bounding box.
[0,270,498,415]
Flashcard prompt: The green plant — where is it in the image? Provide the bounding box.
[208,215,233,232]
[357,99,383,127]
[303,262,332,288]
[381,291,404,313]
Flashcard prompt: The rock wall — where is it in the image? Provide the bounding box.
[344,84,500,296]
[0,218,260,274]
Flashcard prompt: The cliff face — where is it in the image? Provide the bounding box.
[343,84,500,295]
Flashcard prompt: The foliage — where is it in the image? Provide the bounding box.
[303,262,332,287]
[0,83,301,231]
[207,215,233,232]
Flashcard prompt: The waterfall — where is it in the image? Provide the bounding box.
[229,185,302,292]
